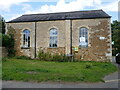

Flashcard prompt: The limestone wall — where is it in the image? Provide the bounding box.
[7,18,112,62]
[0,47,8,57]
[72,18,112,62]
[7,22,35,58]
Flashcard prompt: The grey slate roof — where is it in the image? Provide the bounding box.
[7,10,111,23]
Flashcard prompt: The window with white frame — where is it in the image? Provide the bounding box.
[79,27,88,48]
[22,29,30,48]
[49,28,58,47]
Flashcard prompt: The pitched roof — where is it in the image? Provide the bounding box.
[7,10,111,23]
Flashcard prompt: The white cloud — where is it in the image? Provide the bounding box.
[22,4,33,11]
[5,14,22,22]
[25,0,119,15]
[0,0,119,13]
[25,0,102,14]
[3,0,119,21]
[0,0,29,11]
[96,1,119,12]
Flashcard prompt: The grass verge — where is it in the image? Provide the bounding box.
[2,58,118,83]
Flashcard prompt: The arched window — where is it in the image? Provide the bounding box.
[23,29,30,48]
[49,28,58,47]
[79,27,88,48]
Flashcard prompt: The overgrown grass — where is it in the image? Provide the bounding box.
[37,49,77,62]
[13,56,32,60]
[2,58,118,83]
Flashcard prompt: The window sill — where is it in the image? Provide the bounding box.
[21,47,30,49]
[79,47,88,49]
[48,47,58,49]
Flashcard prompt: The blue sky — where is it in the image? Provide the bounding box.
[0,0,119,22]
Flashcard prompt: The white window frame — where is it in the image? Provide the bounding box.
[49,28,58,48]
[22,29,30,48]
[79,27,88,48]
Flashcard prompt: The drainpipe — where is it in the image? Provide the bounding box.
[34,22,37,58]
[70,20,73,60]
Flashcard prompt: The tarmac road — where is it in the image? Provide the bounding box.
[2,77,119,88]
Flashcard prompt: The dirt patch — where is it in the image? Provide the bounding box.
[26,71,38,74]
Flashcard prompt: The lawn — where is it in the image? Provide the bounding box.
[2,58,118,83]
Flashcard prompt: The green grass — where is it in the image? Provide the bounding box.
[2,58,118,83]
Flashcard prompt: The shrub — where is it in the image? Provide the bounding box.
[2,34,16,57]
[7,49,16,57]
[14,56,31,60]
[52,54,64,62]
[2,34,10,47]
[38,50,52,61]
[85,63,93,69]
[62,54,74,62]
[2,57,8,61]
[37,49,78,62]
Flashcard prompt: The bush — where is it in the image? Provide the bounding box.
[61,54,75,62]
[85,63,93,69]
[8,49,16,57]
[52,54,64,62]
[2,34,16,57]
[38,50,52,61]
[37,49,78,62]
[2,57,8,61]
[14,56,31,60]
[2,34,10,47]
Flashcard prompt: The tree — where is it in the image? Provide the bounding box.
[0,15,6,34]
[2,34,16,57]
[1,22,16,57]
[111,20,120,55]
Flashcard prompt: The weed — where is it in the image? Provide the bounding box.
[85,63,93,69]
[14,56,31,60]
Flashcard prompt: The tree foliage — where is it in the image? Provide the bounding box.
[111,20,120,55]
[2,34,16,57]
[0,16,16,57]
[0,15,6,34]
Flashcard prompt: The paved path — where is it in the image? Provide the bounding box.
[104,72,119,82]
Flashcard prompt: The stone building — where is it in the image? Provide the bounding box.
[7,9,112,62]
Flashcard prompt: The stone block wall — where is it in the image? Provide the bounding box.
[72,18,112,62]
[7,18,112,62]
[0,47,8,57]
[7,22,35,58]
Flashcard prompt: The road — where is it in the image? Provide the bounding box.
[2,77,119,88]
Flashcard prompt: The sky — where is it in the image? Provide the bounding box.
[0,0,119,22]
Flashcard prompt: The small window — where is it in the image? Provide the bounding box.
[79,27,88,48]
[22,29,30,48]
[49,28,58,47]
